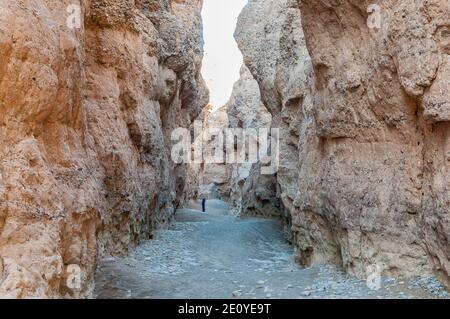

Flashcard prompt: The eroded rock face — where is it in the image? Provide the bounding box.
[199,65,281,218]
[235,0,313,236]
[0,0,207,298]
[225,65,279,218]
[236,0,450,285]
[198,104,230,199]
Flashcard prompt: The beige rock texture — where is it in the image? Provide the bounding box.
[0,0,207,298]
[198,104,230,199]
[235,0,450,286]
[198,65,280,218]
[235,0,313,233]
[224,65,279,218]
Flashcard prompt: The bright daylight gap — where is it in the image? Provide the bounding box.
[201,0,248,109]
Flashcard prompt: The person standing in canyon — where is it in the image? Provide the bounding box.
[202,198,206,213]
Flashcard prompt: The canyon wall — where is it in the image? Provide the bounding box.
[197,104,230,199]
[199,65,281,219]
[236,0,450,285]
[198,66,275,216]
[0,0,207,298]
[225,65,280,218]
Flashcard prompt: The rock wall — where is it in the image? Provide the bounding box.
[198,65,281,219]
[225,65,280,218]
[197,104,230,199]
[236,0,450,286]
[0,0,207,298]
[235,0,313,232]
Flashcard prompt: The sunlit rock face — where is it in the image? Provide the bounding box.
[0,0,207,298]
[236,0,450,286]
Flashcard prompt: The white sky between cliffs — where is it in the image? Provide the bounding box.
[201,0,248,110]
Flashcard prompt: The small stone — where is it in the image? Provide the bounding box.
[263,286,273,293]
[232,290,243,297]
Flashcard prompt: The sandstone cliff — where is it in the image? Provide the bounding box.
[198,65,281,219]
[0,0,207,298]
[235,0,450,286]
[225,65,279,218]
[197,104,230,199]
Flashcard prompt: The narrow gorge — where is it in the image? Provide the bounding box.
[0,0,449,299]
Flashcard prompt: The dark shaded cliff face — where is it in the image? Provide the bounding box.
[0,0,207,298]
[235,0,450,286]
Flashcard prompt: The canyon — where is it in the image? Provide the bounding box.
[0,0,449,298]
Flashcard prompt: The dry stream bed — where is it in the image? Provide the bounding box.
[95,201,449,299]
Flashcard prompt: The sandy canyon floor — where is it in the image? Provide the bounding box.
[95,200,449,299]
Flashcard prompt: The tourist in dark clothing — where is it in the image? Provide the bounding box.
[202,198,206,212]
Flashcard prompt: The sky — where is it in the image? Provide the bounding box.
[201,0,248,108]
